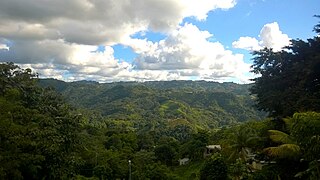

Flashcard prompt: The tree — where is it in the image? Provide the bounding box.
[229,159,248,180]
[263,129,300,159]
[250,21,320,117]
[228,126,260,162]
[0,62,38,94]
[200,153,228,180]
[180,139,205,160]
[0,62,82,179]
[154,144,176,166]
[314,15,320,33]
[290,112,320,179]
[263,112,320,179]
[179,130,209,160]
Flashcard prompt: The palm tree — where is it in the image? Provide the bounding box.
[229,126,260,162]
[263,112,320,179]
[263,129,300,159]
[227,126,263,179]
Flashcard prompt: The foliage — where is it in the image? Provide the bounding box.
[2,19,320,180]
[155,144,176,166]
[250,25,320,117]
[200,153,228,180]
[228,125,260,161]
[289,112,320,161]
[246,20,320,179]
[229,159,248,180]
[263,129,300,159]
[39,78,266,129]
[173,161,204,180]
[0,62,82,179]
[261,112,320,179]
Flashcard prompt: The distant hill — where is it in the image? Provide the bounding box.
[39,79,266,130]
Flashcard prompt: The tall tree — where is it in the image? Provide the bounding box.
[0,62,82,179]
[250,21,320,117]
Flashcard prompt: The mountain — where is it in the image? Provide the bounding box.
[39,79,266,131]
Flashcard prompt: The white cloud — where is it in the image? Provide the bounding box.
[125,23,251,82]
[0,38,10,51]
[182,0,236,20]
[4,23,251,83]
[232,22,291,52]
[0,0,236,45]
[259,22,291,51]
[0,0,245,82]
[2,39,132,80]
[0,44,9,51]
[232,36,261,51]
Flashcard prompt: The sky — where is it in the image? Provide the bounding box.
[0,0,319,83]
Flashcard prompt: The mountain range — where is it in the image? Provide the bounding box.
[39,79,266,132]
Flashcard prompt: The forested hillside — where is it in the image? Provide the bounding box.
[39,79,266,129]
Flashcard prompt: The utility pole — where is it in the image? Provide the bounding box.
[128,160,132,180]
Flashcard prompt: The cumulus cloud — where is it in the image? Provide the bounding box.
[232,36,261,51]
[232,22,291,52]
[259,22,291,51]
[0,0,236,45]
[0,0,243,82]
[0,38,131,79]
[125,23,251,82]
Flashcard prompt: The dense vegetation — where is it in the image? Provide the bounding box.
[39,79,265,129]
[1,21,320,180]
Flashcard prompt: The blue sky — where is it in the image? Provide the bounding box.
[0,0,319,83]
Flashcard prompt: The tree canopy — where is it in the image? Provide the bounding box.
[0,62,82,179]
[250,21,320,117]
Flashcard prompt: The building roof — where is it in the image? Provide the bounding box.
[206,145,221,150]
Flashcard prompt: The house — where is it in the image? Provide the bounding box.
[178,158,190,165]
[203,145,221,158]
